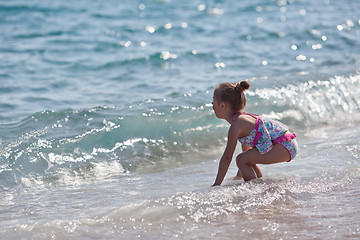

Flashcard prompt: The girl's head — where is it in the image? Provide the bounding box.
[213,81,251,113]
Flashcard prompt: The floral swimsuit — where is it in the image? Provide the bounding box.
[233,113,298,161]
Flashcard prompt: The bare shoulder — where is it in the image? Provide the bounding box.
[239,114,256,124]
[231,114,256,138]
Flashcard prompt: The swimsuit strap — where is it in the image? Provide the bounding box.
[252,119,262,147]
[231,112,242,122]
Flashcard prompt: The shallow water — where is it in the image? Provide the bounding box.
[1,0,360,239]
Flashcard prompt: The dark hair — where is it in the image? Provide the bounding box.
[214,80,251,112]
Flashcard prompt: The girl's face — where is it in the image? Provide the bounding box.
[212,93,223,119]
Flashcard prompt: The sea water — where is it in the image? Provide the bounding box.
[1,0,360,239]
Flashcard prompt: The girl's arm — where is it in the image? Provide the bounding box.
[212,126,239,186]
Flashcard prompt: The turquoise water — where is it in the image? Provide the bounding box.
[1,0,360,239]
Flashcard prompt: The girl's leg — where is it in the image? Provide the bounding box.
[230,165,261,180]
[236,154,258,181]
[236,144,290,181]
[252,164,263,178]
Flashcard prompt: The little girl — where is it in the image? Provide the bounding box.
[212,81,298,186]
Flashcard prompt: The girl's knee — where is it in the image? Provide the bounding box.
[236,153,248,167]
[236,149,259,166]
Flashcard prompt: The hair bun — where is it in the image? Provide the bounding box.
[235,80,251,93]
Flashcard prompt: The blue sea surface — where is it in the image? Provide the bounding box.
[1,0,360,239]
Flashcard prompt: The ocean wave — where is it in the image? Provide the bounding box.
[248,72,360,127]
[1,72,360,188]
